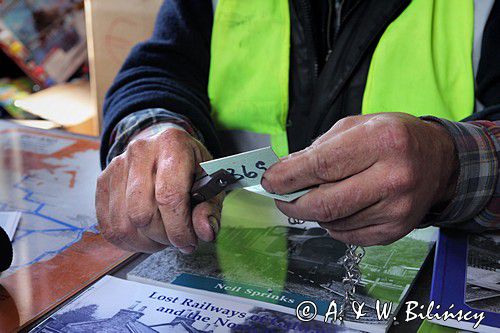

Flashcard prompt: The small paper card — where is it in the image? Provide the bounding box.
[200,147,309,202]
[0,212,21,241]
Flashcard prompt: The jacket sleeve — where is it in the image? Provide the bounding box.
[100,0,221,168]
[421,112,500,232]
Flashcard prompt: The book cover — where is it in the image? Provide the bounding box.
[128,189,437,333]
[30,275,354,333]
[429,230,499,332]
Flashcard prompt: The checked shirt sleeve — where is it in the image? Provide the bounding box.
[106,108,204,166]
[421,117,500,232]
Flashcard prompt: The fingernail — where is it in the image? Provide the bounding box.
[261,176,275,194]
[208,216,220,238]
[179,246,195,254]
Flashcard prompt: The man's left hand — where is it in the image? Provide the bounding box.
[261,113,458,246]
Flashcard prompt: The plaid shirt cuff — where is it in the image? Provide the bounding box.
[106,108,204,165]
[420,117,499,229]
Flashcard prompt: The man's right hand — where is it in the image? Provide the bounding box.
[96,126,222,254]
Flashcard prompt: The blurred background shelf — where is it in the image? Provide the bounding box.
[0,0,163,137]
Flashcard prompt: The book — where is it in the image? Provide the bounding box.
[128,189,438,333]
[0,121,132,331]
[0,0,87,87]
[31,275,352,333]
[428,230,499,332]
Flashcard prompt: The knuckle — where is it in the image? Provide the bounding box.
[127,138,149,155]
[168,230,189,248]
[160,127,188,143]
[108,154,126,171]
[312,198,335,222]
[156,188,187,210]
[388,166,417,193]
[334,116,357,130]
[127,208,153,228]
[312,152,332,181]
[377,120,412,154]
[268,172,291,195]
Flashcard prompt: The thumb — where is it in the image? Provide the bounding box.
[191,192,224,242]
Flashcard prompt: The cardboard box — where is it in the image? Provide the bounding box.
[84,0,163,133]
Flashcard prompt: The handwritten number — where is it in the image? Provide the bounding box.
[227,168,244,181]
[227,161,268,181]
[255,161,267,171]
[242,165,258,179]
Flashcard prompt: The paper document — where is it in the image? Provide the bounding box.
[200,147,309,202]
[0,212,21,241]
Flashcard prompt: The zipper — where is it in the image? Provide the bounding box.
[334,0,345,38]
[326,0,334,61]
[300,0,319,78]
[312,0,409,137]
[326,0,344,62]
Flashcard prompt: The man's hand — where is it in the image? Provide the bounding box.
[262,113,458,246]
[96,127,222,254]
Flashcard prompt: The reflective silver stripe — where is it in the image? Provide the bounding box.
[474,0,495,112]
[212,0,219,13]
[217,130,271,155]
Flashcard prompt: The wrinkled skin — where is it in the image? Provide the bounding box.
[96,113,458,253]
[96,127,223,254]
[262,113,458,246]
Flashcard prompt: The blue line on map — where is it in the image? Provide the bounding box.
[19,228,76,233]
[13,176,85,231]
[7,175,93,271]
[13,230,34,241]
[10,229,86,270]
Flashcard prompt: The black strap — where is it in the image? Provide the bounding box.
[463,104,500,122]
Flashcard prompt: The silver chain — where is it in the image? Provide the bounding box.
[338,244,365,321]
[287,218,365,322]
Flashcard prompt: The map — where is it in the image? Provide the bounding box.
[0,121,101,277]
[0,121,132,331]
